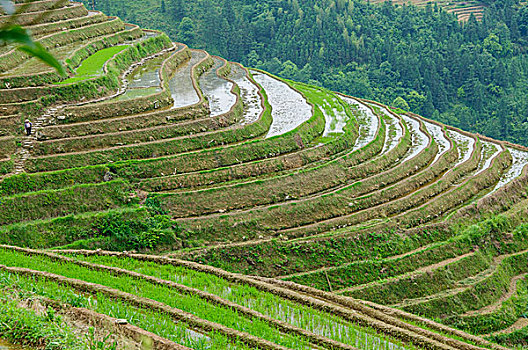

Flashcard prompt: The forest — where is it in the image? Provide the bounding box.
[86,0,528,145]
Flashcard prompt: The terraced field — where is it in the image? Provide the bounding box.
[1,1,528,349]
[369,0,485,21]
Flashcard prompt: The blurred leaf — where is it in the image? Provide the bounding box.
[0,25,33,46]
[18,42,65,76]
[0,25,66,76]
[0,0,15,15]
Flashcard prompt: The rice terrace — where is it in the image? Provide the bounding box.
[1,0,528,349]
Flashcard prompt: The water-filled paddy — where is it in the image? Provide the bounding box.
[168,50,205,108]
[252,71,312,138]
[198,57,236,117]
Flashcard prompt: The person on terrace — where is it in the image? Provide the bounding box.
[24,119,32,136]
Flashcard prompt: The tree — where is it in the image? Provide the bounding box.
[405,90,427,113]
[483,33,503,57]
[392,96,410,111]
[176,17,194,44]
[279,60,299,80]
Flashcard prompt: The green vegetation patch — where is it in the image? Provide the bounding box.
[0,290,85,349]
[0,271,252,350]
[57,45,129,85]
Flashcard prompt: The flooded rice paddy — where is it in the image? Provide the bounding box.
[168,50,205,108]
[490,147,528,193]
[447,129,475,166]
[126,54,165,89]
[474,141,501,176]
[372,105,403,155]
[342,97,379,151]
[320,98,348,137]
[400,115,428,163]
[198,57,236,117]
[422,120,450,164]
[252,71,312,138]
[229,64,263,125]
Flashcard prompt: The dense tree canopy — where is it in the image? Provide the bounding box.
[86,0,528,145]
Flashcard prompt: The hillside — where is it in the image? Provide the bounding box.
[80,0,528,148]
[2,1,528,349]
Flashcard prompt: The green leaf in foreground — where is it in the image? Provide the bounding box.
[0,24,33,46]
[0,24,66,76]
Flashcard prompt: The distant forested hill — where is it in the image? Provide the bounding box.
[85,0,528,145]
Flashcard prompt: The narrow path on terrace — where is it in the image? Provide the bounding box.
[277,241,442,280]
[252,71,312,138]
[229,64,262,125]
[34,106,236,153]
[489,318,528,336]
[392,249,528,311]
[393,287,468,308]
[199,57,236,117]
[12,139,31,175]
[15,43,180,167]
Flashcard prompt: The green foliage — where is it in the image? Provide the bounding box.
[0,180,131,226]
[0,297,84,349]
[87,211,177,251]
[58,45,129,85]
[84,328,117,350]
[391,97,410,111]
[0,271,254,350]
[0,249,417,350]
[0,166,109,197]
[0,159,14,176]
[0,207,150,249]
